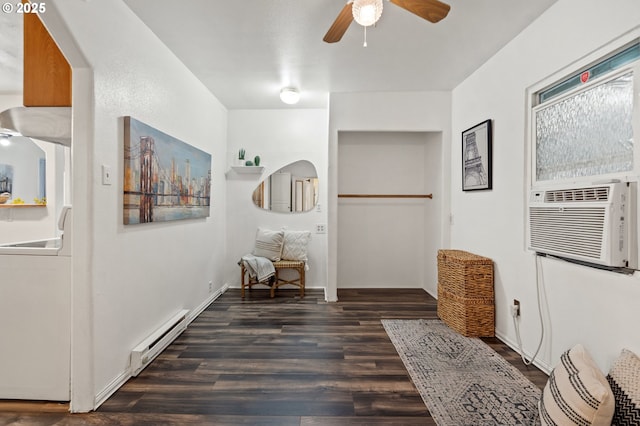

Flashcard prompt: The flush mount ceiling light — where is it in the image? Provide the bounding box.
[280,87,300,105]
[0,133,11,146]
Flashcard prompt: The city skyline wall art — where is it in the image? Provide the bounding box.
[123,116,212,224]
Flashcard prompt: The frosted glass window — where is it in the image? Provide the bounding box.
[539,43,640,102]
[535,72,634,181]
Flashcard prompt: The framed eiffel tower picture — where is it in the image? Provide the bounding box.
[462,119,492,191]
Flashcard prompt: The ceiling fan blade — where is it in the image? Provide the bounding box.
[389,0,450,23]
[323,2,354,43]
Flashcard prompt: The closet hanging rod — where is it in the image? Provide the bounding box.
[338,194,433,199]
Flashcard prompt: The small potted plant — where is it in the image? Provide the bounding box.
[237,148,246,166]
[254,155,261,167]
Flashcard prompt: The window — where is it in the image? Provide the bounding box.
[532,43,640,185]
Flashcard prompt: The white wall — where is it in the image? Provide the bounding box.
[225,109,328,291]
[337,131,442,291]
[41,0,228,411]
[328,91,452,301]
[450,0,640,373]
[0,94,21,109]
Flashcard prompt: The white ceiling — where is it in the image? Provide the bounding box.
[123,0,557,109]
[0,0,557,110]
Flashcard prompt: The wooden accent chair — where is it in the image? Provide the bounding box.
[241,260,305,299]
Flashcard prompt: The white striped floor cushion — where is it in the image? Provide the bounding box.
[606,348,640,426]
[539,344,615,426]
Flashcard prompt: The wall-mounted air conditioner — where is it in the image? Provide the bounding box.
[527,182,637,268]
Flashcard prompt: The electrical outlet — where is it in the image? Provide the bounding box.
[512,299,521,317]
[316,224,326,234]
[209,281,213,292]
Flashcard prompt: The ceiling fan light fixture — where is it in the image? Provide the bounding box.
[352,0,383,27]
[280,87,300,105]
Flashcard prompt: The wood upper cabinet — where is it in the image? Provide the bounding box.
[22,0,72,107]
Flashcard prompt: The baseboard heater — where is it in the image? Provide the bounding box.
[130,309,189,376]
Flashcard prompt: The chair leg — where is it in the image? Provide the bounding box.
[241,264,246,299]
[270,270,278,298]
[300,267,305,298]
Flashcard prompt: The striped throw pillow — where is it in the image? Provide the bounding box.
[252,228,284,261]
[539,344,615,426]
[606,349,640,426]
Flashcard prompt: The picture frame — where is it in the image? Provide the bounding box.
[462,119,492,191]
[123,116,212,224]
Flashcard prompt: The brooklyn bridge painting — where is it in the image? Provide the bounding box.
[123,117,212,224]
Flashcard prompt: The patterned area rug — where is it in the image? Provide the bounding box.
[382,319,542,426]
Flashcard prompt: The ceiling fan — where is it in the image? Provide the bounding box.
[323,0,451,43]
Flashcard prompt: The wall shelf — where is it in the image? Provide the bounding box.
[338,194,433,199]
[0,204,47,208]
[230,166,264,174]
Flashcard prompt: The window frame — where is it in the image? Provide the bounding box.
[529,42,640,189]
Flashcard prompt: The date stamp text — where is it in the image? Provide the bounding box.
[2,2,46,13]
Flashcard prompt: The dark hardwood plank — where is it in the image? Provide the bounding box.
[0,288,548,425]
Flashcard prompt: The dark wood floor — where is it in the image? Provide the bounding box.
[0,288,548,425]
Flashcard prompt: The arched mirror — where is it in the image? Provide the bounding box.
[0,136,46,205]
[252,160,318,213]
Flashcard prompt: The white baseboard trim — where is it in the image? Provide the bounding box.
[187,284,229,324]
[94,283,229,410]
[424,287,437,300]
[494,329,552,375]
[227,284,327,291]
[94,370,130,409]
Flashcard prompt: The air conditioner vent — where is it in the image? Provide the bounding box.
[529,207,605,259]
[543,186,610,203]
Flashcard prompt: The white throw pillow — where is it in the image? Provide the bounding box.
[281,230,311,262]
[252,228,284,261]
[606,348,640,425]
[539,344,615,426]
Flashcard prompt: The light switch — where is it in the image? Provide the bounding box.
[102,165,113,185]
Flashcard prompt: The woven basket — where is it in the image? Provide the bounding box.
[437,249,494,337]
